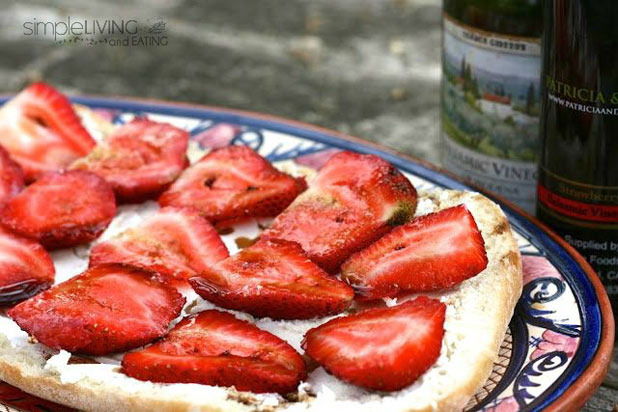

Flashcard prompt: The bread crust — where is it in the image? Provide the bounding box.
[0,189,522,412]
[407,190,523,412]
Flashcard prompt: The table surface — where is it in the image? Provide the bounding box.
[1,0,617,409]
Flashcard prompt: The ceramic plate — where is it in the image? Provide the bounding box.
[0,96,613,412]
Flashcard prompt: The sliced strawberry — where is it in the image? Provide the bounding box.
[302,296,446,391]
[122,310,306,394]
[71,118,190,203]
[0,227,54,306]
[263,151,417,273]
[90,206,229,287]
[158,145,307,223]
[189,238,354,319]
[0,170,116,249]
[0,83,95,182]
[341,205,488,300]
[0,145,24,203]
[8,264,185,355]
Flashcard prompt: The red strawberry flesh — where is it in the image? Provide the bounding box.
[90,206,229,287]
[341,205,488,300]
[0,227,54,306]
[302,296,446,391]
[158,145,307,223]
[0,145,24,203]
[122,310,307,394]
[0,170,116,249]
[0,82,95,182]
[8,264,185,355]
[264,151,417,272]
[189,238,354,319]
[71,118,190,203]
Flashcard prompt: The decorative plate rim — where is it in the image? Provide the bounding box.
[0,93,613,412]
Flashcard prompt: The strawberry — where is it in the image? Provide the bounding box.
[302,296,446,391]
[158,145,307,223]
[8,264,185,355]
[71,118,190,203]
[341,205,488,300]
[263,151,417,273]
[189,238,354,319]
[90,206,229,287]
[0,146,24,203]
[122,310,307,394]
[0,227,54,306]
[0,83,95,182]
[0,170,116,249]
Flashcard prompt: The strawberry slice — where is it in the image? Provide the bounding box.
[0,83,95,182]
[189,238,354,319]
[0,227,54,306]
[90,206,229,287]
[302,296,446,391]
[263,151,417,273]
[0,146,24,203]
[158,145,307,223]
[122,310,307,394]
[341,205,488,300]
[0,170,116,249]
[71,118,190,203]
[8,264,185,355]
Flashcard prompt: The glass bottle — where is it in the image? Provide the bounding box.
[441,0,543,214]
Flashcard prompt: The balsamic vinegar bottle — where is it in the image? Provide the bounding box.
[441,0,543,214]
[538,0,618,369]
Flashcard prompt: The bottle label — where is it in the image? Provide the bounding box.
[538,76,618,228]
[441,15,542,213]
[538,175,618,224]
[538,74,618,297]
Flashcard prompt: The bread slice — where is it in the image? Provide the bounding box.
[0,188,522,412]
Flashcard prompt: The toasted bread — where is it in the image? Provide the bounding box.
[0,186,522,412]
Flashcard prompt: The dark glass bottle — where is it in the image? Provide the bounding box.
[441,0,543,214]
[443,0,542,36]
[538,0,618,385]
